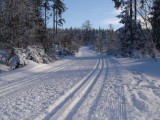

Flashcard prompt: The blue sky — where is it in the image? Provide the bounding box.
[48,0,122,30]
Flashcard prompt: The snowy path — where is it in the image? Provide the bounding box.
[0,46,160,120]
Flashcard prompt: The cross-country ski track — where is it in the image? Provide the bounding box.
[0,46,160,120]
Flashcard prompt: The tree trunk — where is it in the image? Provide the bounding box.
[53,8,55,31]
[55,9,58,34]
[134,0,137,22]
[130,0,133,19]
[9,0,14,47]
[44,2,47,28]
[130,0,134,55]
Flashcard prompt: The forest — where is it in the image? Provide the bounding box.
[0,0,160,67]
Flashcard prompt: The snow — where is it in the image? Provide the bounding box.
[0,45,75,73]
[113,57,160,119]
[0,46,160,120]
[116,57,160,77]
[0,64,10,73]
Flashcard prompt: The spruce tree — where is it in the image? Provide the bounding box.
[52,0,67,34]
[81,20,92,45]
[150,0,160,51]
[115,1,148,57]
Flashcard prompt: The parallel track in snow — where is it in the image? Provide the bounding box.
[0,59,80,97]
[67,57,109,120]
[0,58,74,81]
[34,56,104,120]
[90,58,127,120]
[0,47,129,120]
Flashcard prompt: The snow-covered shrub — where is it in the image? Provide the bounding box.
[5,43,77,70]
[26,46,43,63]
[6,46,54,69]
[8,54,27,69]
[7,48,28,69]
[25,46,53,63]
[55,44,75,57]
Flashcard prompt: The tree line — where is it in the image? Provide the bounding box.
[112,0,160,57]
[0,0,159,58]
[0,0,116,56]
[0,0,67,53]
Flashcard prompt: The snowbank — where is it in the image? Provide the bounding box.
[0,46,54,70]
[0,45,76,71]
[115,57,160,78]
[0,64,10,73]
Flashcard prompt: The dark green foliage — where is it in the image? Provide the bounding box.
[112,0,124,9]
[52,0,67,34]
[150,0,160,50]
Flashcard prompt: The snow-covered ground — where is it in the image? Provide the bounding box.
[0,46,160,120]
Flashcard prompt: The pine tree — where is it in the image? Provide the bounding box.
[43,0,50,28]
[115,1,148,57]
[150,0,160,51]
[81,20,92,44]
[112,0,124,8]
[52,0,67,34]
[0,0,49,50]
[0,0,9,48]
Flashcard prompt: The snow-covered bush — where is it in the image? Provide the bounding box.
[6,46,54,69]
[26,46,43,63]
[8,54,27,69]
[55,47,73,57]
[6,48,28,69]
[25,46,53,64]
